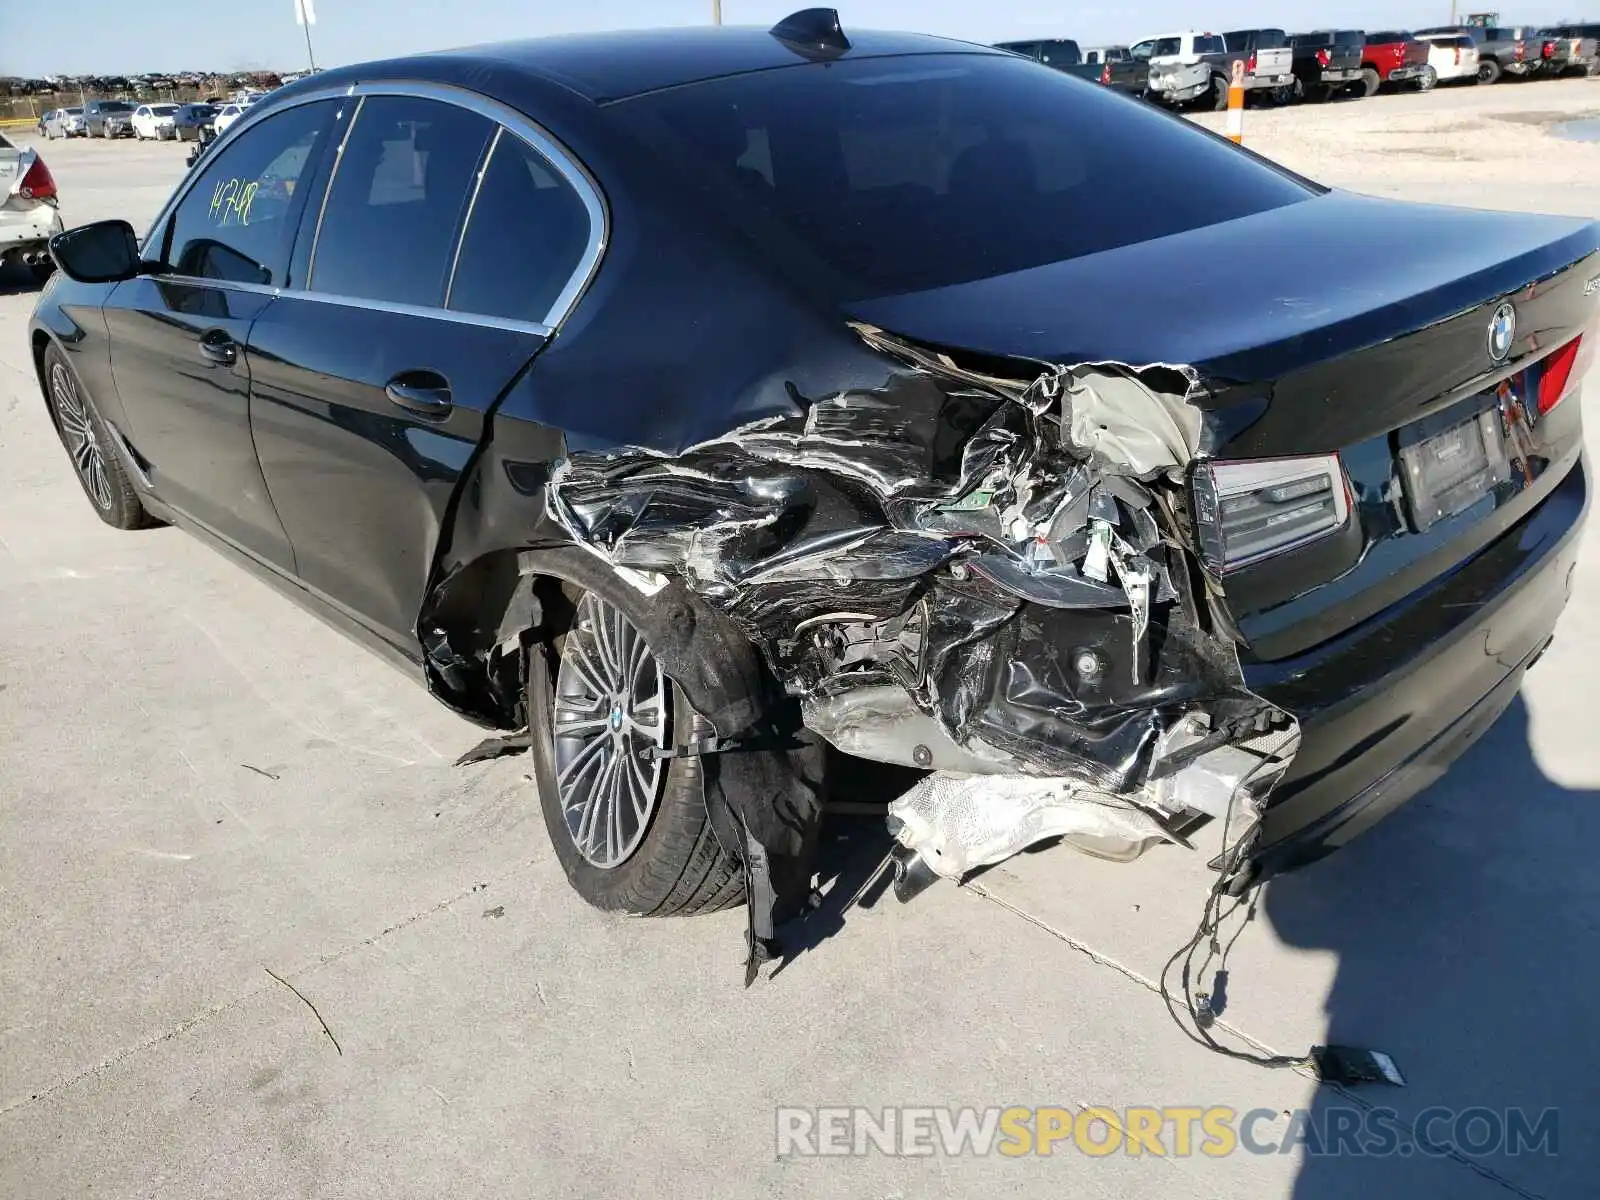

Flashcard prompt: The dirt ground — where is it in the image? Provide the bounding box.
[3,75,1600,1200]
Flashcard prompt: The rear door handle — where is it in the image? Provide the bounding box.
[198,329,237,366]
[384,372,453,418]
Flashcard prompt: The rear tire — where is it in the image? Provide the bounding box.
[1478,58,1502,84]
[1359,66,1382,97]
[1416,65,1438,91]
[41,343,156,530]
[529,585,745,917]
[1210,74,1230,111]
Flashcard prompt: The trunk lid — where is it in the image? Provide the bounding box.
[850,192,1600,659]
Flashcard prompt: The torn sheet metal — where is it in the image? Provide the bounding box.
[544,323,1298,890]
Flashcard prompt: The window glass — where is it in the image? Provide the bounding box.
[447,131,591,324]
[165,99,334,285]
[1037,41,1081,65]
[309,95,493,306]
[1130,40,1156,59]
[1153,37,1182,56]
[1197,35,1226,54]
[619,53,1313,301]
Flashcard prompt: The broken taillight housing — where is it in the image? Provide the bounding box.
[1191,455,1352,573]
[14,157,56,202]
[1316,47,1332,67]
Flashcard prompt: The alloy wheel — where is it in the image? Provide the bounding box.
[552,592,670,869]
[49,362,113,511]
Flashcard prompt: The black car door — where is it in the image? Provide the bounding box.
[101,99,340,569]
[246,89,599,655]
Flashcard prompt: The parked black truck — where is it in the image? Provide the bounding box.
[1288,30,1366,101]
[993,37,1148,95]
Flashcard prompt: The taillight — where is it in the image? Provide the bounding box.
[1246,51,1257,74]
[1514,42,1526,61]
[1316,47,1331,67]
[1191,455,1352,573]
[15,156,56,202]
[1538,332,1593,416]
[1454,46,1462,65]
[1542,39,1556,59]
[1100,62,1112,84]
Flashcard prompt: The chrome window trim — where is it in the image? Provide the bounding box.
[444,125,502,309]
[145,78,609,337]
[143,272,553,338]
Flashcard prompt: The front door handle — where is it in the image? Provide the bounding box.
[198,329,237,366]
[384,371,453,418]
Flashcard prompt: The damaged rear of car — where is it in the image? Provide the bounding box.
[417,28,1598,968]
[35,21,1595,977]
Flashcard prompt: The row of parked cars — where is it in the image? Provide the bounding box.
[996,23,1600,110]
[34,96,259,142]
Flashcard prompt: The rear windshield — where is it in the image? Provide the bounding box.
[616,53,1316,300]
[101,102,134,112]
[151,104,179,115]
[66,106,83,115]
[1226,30,1288,49]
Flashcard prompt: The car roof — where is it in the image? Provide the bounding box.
[389,26,996,103]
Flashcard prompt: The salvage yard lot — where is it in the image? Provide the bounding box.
[3,78,1600,1199]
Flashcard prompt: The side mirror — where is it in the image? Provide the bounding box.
[48,219,142,284]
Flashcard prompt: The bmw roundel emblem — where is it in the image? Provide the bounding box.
[1488,302,1517,363]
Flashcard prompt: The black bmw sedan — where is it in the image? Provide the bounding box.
[28,13,1599,956]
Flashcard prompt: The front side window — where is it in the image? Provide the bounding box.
[447,130,591,325]
[309,95,494,306]
[1130,40,1156,59]
[164,100,335,285]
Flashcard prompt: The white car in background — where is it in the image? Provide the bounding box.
[0,131,63,283]
[131,103,182,140]
[211,100,254,134]
[1417,31,1482,83]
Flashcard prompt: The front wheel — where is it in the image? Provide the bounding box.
[530,587,744,916]
[41,344,155,530]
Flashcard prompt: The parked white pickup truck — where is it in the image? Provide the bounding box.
[0,133,63,283]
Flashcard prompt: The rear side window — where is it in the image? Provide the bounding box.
[1037,40,1081,65]
[446,131,591,325]
[165,100,335,285]
[618,53,1315,300]
[1153,37,1182,56]
[1196,35,1226,54]
[310,95,494,306]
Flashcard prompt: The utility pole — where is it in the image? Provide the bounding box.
[712,0,722,25]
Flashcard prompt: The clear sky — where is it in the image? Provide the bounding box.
[1,1,1585,77]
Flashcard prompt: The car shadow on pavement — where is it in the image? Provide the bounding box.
[0,261,51,296]
[1265,695,1599,1198]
